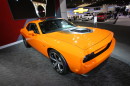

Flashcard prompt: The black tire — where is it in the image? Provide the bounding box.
[49,49,69,75]
[22,36,31,48]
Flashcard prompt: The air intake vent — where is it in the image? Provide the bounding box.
[70,28,92,33]
[61,27,93,34]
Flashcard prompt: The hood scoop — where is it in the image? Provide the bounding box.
[61,27,93,34]
[69,28,93,34]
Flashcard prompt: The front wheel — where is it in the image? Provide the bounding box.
[22,36,31,48]
[49,49,69,75]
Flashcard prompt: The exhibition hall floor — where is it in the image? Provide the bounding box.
[0,43,130,86]
[0,22,130,86]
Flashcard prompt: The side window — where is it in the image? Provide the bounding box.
[26,23,31,31]
[39,21,57,33]
[26,23,39,34]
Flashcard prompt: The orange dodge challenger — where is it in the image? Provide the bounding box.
[20,18,115,75]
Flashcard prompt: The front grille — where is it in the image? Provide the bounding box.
[94,41,111,57]
[83,41,112,63]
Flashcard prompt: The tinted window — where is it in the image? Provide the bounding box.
[39,19,75,33]
[26,23,39,34]
[26,23,31,30]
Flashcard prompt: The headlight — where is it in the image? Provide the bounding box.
[83,52,95,63]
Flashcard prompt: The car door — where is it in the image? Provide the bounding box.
[26,23,45,52]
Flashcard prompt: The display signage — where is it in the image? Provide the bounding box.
[73,8,88,14]
[7,0,55,19]
[94,16,97,23]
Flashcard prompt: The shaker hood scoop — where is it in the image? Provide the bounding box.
[62,27,93,34]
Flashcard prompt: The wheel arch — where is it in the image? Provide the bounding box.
[47,48,71,71]
[46,41,84,73]
[47,48,53,56]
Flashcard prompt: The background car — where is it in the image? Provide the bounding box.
[106,12,112,19]
[20,18,115,75]
[97,13,107,22]
[82,13,94,21]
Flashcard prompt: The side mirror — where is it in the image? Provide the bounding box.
[28,30,36,36]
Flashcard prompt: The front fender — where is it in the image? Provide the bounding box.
[44,36,85,73]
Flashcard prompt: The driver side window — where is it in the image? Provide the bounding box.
[26,23,39,34]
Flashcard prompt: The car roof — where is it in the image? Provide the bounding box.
[28,17,63,23]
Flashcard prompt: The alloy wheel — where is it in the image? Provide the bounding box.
[50,52,64,73]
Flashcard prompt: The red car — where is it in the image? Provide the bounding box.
[97,13,107,22]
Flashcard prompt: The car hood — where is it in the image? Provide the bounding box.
[45,27,112,50]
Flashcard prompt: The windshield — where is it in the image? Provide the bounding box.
[39,19,76,33]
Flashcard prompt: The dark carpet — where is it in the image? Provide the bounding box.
[0,43,130,86]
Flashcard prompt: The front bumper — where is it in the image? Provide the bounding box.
[76,38,116,74]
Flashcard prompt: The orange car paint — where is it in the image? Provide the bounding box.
[20,19,116,74]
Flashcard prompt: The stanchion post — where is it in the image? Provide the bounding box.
[94,13,97,28]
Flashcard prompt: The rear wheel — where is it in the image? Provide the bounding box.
[49,49,69,75]
[22,36,31,48]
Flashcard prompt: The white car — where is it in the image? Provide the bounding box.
[82,13,93,21]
